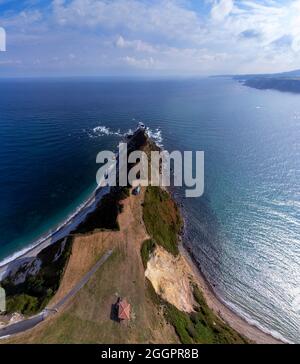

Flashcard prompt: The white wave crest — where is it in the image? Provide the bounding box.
[146,127,163,147]
[87,125,122,138]
[86,124,164,148]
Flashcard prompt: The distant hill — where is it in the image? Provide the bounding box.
[233,69,300,94]
[276,69,300,78]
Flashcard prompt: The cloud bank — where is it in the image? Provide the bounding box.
[0,27,5,52]
[0,0,300,76]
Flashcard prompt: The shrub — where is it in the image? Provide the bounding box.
[6,294,39,316]
[141,239,156,268]
[143,187,182,256]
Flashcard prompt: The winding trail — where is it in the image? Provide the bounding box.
[0,249,113,339]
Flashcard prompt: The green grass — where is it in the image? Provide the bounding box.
[12,247,178,344]
[1,185,131,317]
[140,239,156,268]
[2,237,73,315]
[6,294,39,316]
[142,187,248,343]
[142,185,248,344]
[163,286,248,344]
[143,187,182,256]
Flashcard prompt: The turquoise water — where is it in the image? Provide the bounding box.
[0,77,299,342]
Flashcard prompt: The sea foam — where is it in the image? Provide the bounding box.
[86,124,164,148]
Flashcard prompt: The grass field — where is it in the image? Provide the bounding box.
[2,132,249,344]
[5,188,178,344]
[18,247,176,344]
[2,237,73,315]
[164,286,248,344]
[143,187,182,256]
[141,187,248,344]
[140,239,156,269]
[1,186,130,317]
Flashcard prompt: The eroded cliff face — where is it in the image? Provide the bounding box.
[145,245,195,313]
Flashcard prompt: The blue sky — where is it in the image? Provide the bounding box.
[0,0,299,77]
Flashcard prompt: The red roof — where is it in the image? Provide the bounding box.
[118,298,131,320]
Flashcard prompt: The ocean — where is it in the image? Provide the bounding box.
[0,77,299,342]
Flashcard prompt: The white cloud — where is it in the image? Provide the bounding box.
[0,27,6,51]
[1,9,43,28]
[115,36,156,53]
[2,0,300,75]
[122,55,157,69]
[211,0,234,22]
[52,0,205,44]
[116,34,231,73]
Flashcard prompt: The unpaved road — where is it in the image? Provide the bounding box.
[0,249,113,339]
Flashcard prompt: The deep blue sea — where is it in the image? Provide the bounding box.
[0,77,299,342]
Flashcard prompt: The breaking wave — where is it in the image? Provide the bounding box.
[0,123,164,276]
[145,127,163,147]
[86,126,123,138]
[85,124,164,148]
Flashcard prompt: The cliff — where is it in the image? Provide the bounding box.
[1,127,248,344]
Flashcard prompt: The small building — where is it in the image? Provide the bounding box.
[117,298,131,321]
[132,185,141,196]
[138,122,145,130]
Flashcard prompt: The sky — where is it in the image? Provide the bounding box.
[0,0,300,77]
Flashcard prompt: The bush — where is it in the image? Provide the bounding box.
[6,294,39,316]
[141,239,156,268]
[161,285,249,344]
[164,303,193,344]
[143,187,182,256]
[2,238,73,316]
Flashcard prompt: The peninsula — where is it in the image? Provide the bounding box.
[234,69,300,94]
[0,127,281,344]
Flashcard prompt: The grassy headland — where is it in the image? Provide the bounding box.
[2,128,253,344]
[141,186,248,344]
[1,186,130,316]
[2,238,73,315]
[143,186,182,256]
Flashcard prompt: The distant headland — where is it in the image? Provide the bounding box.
[232,69,300,94]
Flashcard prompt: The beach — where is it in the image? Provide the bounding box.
[1,78,298,343]
[0,185,110,280]
[179,244,284,344]
[0,127,289,344]
[0,186,285,343]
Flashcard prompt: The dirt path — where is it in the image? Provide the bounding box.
[3,187,283,344]
[0,250,113,339]
[50,190,149,306]
[5,189,178,344]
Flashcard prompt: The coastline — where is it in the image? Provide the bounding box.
[0,125,158,275]
[0,128,288,344]
[0,184,111,280]
[168,187,287,344]
[179,243,285,344]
